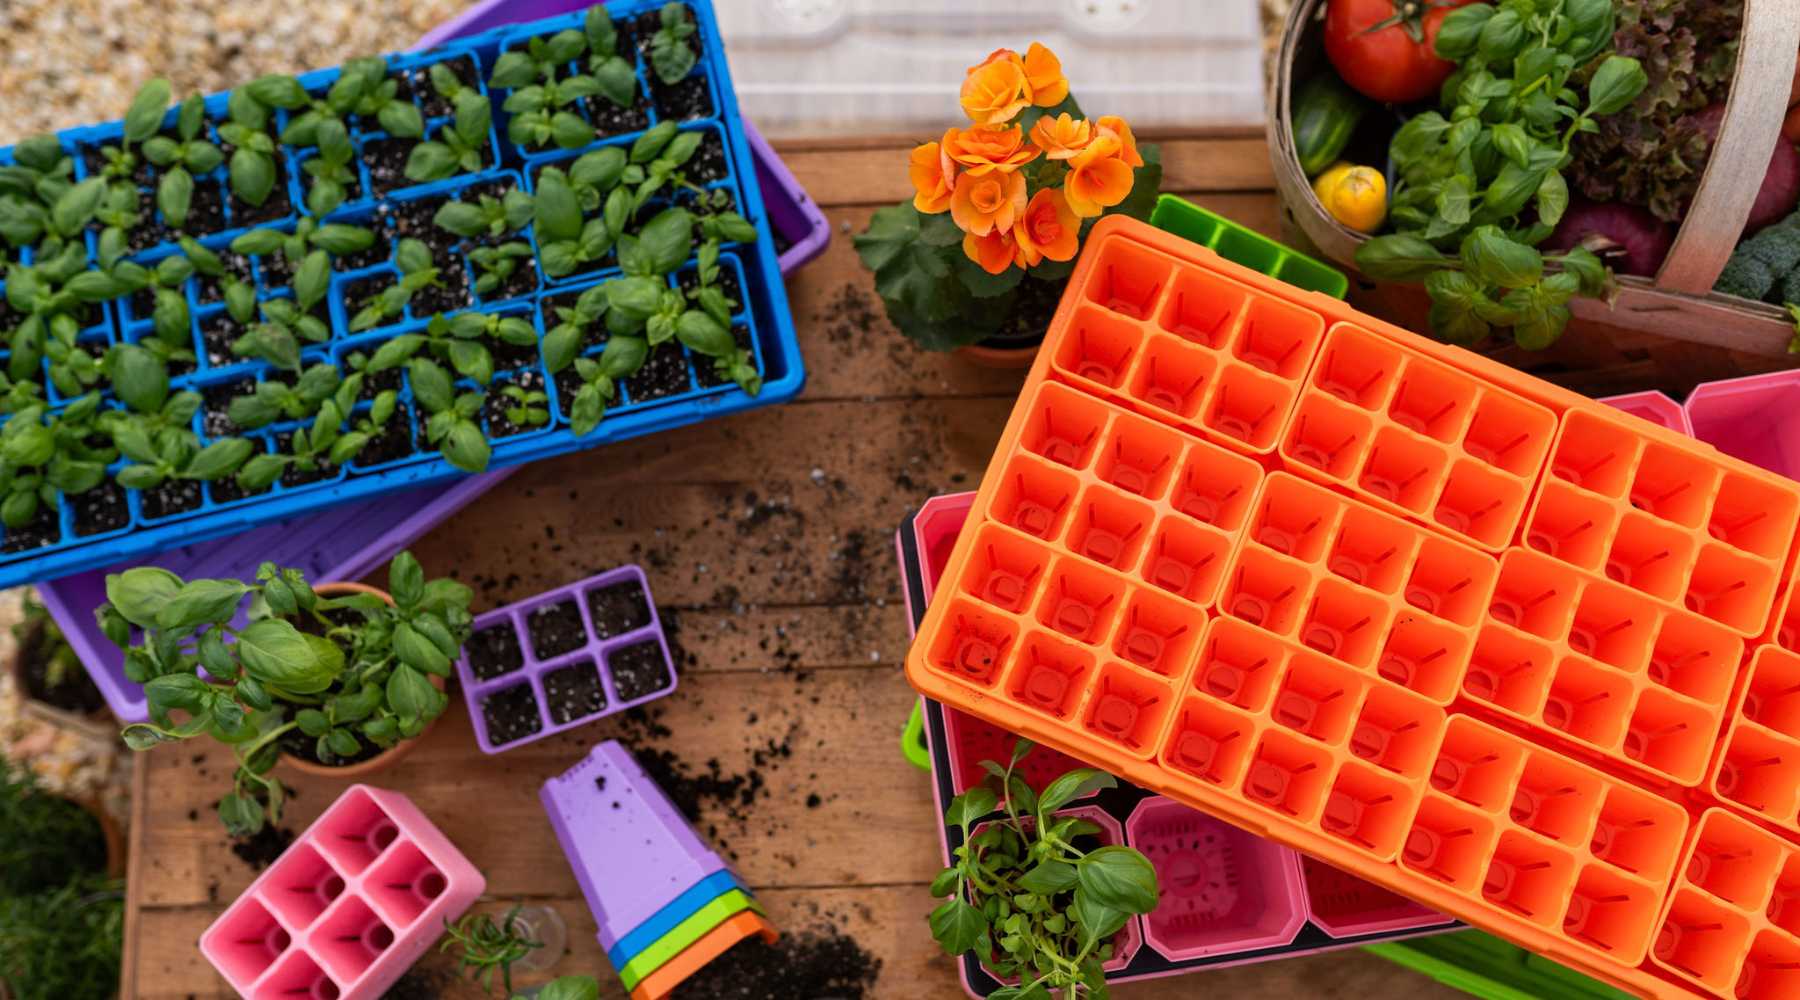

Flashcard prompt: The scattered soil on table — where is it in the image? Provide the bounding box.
[70,481,130,536]
[140,479,203,520]
[586,579,651,638]
[526,599,587,659]
[608,639,672,701]
[230,822,296,872]
[669,928,882,999]
[17,622,106,714]
[481,683,543,746]
[379,965,450,1000]
[544,658,606,724]
[624,342,692,402]
[465,620,525,681]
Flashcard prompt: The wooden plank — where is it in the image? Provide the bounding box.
[128,886,1462,1000]
[783,137,1278,208]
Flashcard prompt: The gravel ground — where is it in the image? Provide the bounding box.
[0,0,467,142]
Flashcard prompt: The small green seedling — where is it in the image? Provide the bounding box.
[440,904,545,994]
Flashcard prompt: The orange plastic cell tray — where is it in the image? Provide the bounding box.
[904,215,1800,999]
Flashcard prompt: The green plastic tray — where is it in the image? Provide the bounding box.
[1365,931,1629,1000]
[1148,194,1350,299]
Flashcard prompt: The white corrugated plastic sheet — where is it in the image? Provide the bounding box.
[715,0,1266,136]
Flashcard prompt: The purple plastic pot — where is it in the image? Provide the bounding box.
[414,0,828,275]
[37,473,511,722]
[540,740,737,951]
[455,565,677,753]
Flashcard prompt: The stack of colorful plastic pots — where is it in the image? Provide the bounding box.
[540,740,776,999]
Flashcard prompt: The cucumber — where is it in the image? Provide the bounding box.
[1292,74,1367,178]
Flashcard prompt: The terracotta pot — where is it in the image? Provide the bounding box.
[954,338,1041,368]
[9,618,111,730]
[277,582,446,780]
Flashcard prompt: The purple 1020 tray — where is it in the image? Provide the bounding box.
[455,566,677,753]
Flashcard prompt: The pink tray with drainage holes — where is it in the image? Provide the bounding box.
[198,785,483,1000]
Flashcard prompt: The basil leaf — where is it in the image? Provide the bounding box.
[1461,225,1542,289]
[235,618,336,694]
[1586,55,1648,118]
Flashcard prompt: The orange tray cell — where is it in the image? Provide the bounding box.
[1158,262,1249,349]
[957,523,1051,614]
[1358,425,1450,518]
[1654,888,1756,994]
[1463,623,1556,716]
[1327,504,1418,595]
[1082,659,1176,759]
[1604,511,1696,604]
[1464,389,1557,479]
[902,216,1800,998]
[1312,323,1400,411]
[1590,784,1688,886]
[1233,294,1324,381]
[1484,830,1580,929]
[1284,390,1375,484]
[1020,381,1112,472]
[1067,483,1154,571]
[1053,304,1146,395]
[1323,760,1417,860]
[1085,235,1175,321]
[1434,458,1528,551]
[1162,695,1258,789]
[1628,441,1720,531]
[987,453,1080,542]
[1202,362,1293,454]
[1004,631,1098,723]
[1377,614,1471,705]
[1389,356,1479,445]
[1169,438,1263,532]
[1195,617,1286,713]
[1707,470,1800,562]
[1096,408,1185,501]
[1524,478,1618,572]
[1403,534,1499,628]
[1551,409,1643,500]
[1141,515,1231,606]
[1113,586,1206,680]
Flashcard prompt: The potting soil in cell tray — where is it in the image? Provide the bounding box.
[0,0,802,591]
[894,495,1459,997]
[902,213,1800,999]
[454,565,677,753]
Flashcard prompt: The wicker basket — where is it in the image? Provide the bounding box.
[1270,0,1800,358]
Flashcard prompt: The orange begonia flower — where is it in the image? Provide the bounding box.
[951,169,1026,236]
[960,50,1032,126]
[1029,113,1093,161]
[945,125,1040,175]
[1096,115,1144,168]
[1023,43,1068,107]
[963,226,1018,275]
[909,139,955,214]
[1013,188,1080,268]
[1064,135,1135,218]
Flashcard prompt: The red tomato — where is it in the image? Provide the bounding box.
[1324,0,1474,104]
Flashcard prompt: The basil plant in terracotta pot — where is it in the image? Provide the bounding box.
[103,551,470,835]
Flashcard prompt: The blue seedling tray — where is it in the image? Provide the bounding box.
[0,0,802,588]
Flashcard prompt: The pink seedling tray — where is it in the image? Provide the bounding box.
[199,785,483,999]
[456,565,676,753]
[541,740,740,953]
[1127,796,1308,959]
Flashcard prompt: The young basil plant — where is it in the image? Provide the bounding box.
[233,297,331,372]
[929,740,1160,1000]
[584,7,639,108]
[103,551,470,835]
[259,58,425,150]
[532,167,617,277]
[408,353,492,473]
[217,88,281,207]
[540,284,608,374]
[227,362,341,430]
[1354,0,1644,349]
[231,219,376,311]
[94,356,250,490]
[432,187,534,239]
[566,336,647,436]
[301,118,360,216]
[0,135,78,250]
[142,94,225,230]
[468,242,534,297]
[500,384,550,428]
[404,89,493,183]
[350,239,441,332]
[489,29,600,151]
[648,2,699,86]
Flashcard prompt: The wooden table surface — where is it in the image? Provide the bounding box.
[122,130,1771,999]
